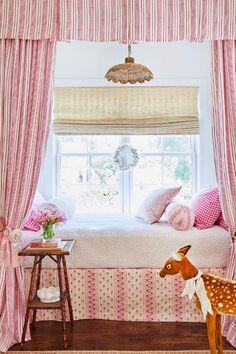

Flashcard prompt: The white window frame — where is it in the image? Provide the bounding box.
[56,136,197,213]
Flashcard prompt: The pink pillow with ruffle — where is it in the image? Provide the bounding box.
[191,187,221,229]
[136,186,182,224]
[165,202,195,231]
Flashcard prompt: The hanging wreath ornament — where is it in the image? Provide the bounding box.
[105,44,153,84]
[113,144,139,171]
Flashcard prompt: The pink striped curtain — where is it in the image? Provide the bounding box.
[211,40,236,347]
[0,0,236,41]
[57,0,236,42]
[0,39,56,352]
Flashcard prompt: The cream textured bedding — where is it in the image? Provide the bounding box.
[22,213,231,269]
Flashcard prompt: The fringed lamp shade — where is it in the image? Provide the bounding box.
[105,45,153,84]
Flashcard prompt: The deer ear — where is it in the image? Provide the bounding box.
[177,245,191,256]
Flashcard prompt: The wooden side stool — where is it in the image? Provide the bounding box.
[19,239,75,349]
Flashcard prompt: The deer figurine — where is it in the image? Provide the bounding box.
[159,245,236,354]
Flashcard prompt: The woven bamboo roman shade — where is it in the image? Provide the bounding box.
[54,86,199,135]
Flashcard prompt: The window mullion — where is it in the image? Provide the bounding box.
[88,137,92,209]
[56,152,61,197]
[191,136,197,195]
[128,169,132,213]
[120,135,130,212]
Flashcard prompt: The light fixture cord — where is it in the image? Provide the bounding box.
[128,44,131,58]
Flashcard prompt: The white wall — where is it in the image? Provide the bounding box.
[38,40,216,198]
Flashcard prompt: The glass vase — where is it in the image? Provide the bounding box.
[41,223,55,242]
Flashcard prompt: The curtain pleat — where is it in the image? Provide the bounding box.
[211,40,236,348]
[0,39,56,352]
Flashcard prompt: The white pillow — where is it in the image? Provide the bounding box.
[34,191,46,205]
[48,196,76,219]
[135,186,182,224]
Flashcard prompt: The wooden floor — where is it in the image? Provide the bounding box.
[10,320,235,351]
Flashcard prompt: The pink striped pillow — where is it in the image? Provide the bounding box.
[136,186,182,224]
[191,187,221,229]
[165,203,195,231]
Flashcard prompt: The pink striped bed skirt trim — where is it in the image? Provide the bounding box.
[24,267,226,323]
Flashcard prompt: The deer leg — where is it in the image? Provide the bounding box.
[206,313,217,354]
[216,314,223,354]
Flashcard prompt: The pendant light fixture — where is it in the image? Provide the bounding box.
[105,44,153,84]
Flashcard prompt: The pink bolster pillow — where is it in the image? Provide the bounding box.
[165,203,195,231]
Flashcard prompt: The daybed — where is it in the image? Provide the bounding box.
[22,213,231,323]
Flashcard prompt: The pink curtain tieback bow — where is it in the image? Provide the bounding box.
[0,217,22,267]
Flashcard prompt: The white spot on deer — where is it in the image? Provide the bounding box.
[229,310,234,313]
[212,279,216,283]
[218,303,223,308]
[227,296,231,299]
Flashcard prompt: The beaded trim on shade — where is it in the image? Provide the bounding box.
[54,86,199,135]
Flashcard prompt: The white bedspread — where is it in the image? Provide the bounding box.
[22,213,231,269]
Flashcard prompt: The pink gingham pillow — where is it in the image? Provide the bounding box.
[136,186,182,224]
[23,207,40,231]
[191,187,221,229]
[165,202,195,231]
[22,191,46,231]
[216,213,228,231]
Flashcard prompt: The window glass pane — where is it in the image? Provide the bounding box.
[90,136,121,152]
[162,136,191,152]
[91,185,120,212]
[163,156,192,199]
[91,156,119,184]
[133,156,162,185]
[59,136,88,153]
[57,135,195,213]
[130,136,162,153]
[60,185,90,211]
[61,156,88,184]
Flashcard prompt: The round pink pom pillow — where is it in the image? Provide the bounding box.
[165,203,195,231]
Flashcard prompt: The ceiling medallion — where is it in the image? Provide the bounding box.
[105,44,153,84]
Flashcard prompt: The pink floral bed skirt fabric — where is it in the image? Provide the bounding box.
[24,267,226,323]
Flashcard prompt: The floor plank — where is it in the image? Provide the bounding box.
[10,320,235,351]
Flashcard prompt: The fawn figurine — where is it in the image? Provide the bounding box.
[159,245,236,354]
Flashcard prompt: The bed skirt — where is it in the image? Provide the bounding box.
[24,267,226,323]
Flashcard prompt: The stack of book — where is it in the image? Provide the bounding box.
[27,238,66,251]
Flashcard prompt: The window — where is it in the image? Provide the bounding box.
[56,135,196,213]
